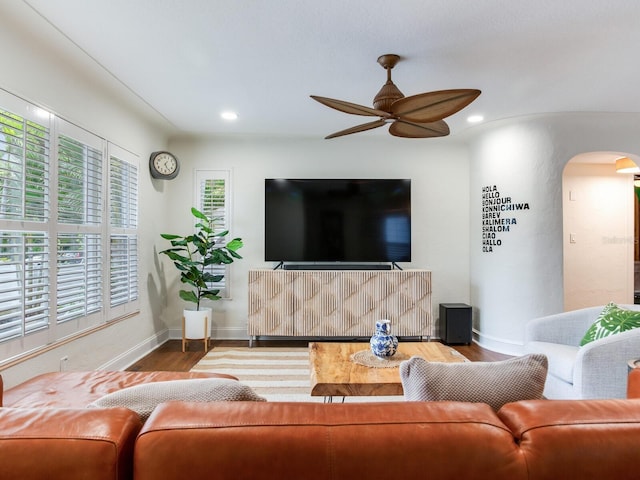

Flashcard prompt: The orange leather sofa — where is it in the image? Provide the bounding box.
[136,397,640,480]
[0,371,234,480]
[2,369,640,480]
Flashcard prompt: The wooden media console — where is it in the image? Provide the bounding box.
[247,269,432,342]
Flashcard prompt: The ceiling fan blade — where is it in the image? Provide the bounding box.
[391,89,481,123]
[389,119,450,138]
[310,95,390,117]
[325,119,387,139]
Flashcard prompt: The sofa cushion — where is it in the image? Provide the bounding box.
[3,371,238,409]
[525,341,578,383]
[580,302,640,346]
[0,407,141,480]
[88,378,265,421]
[399,353,548,411]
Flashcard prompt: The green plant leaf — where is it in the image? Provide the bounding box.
[172,238,190,247]
[191,207,208,221]
[195,222,213,235]
[162,251,190,263]
[202,272,224,283]
[226,238,244,251]
[201,291,221,301]
[179,290,198,304]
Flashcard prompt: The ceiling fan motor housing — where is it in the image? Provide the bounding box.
[373,82,404,113]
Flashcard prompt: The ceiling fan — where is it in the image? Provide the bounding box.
[311,54,481,139]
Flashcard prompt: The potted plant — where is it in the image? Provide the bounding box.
[160,207,243,350]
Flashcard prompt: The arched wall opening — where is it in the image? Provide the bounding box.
[469,113,640,355]
[562,152,639,310]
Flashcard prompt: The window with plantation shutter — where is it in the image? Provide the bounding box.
[56,233,102,323]
[0,232,49,341]
[195,170,232,298]
[57,135,102,225]
[0,89,140,361]
[110,234,138,306]
[109,148,138,309]
[56,129,103,326]
[0,94,51,347]
[0,109,49,222]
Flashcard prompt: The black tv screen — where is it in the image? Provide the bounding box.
[265,179,411,263]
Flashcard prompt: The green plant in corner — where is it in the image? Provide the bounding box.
[159,207,243,311]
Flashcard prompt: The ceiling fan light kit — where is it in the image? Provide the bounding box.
[311,54,480,139]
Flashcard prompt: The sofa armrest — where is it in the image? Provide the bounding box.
[526,304,640,347]
[574,329,640,399]
[0,407,142,480]
[498,399,640,480]
[628,368,640,399]
[524,306,602,346]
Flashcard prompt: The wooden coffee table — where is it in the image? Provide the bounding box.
[309,342,467,401]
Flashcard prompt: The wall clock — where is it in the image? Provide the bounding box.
[149,151,180,179]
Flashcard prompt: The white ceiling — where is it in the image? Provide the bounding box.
[19,0,640,140]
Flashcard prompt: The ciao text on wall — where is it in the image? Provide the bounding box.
[482,185,530,253]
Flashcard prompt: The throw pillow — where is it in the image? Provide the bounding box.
[399,353,548,411]
[579,302,640,346]
[87,378,265,421]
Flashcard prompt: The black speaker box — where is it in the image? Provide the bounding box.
[439,303,472,345]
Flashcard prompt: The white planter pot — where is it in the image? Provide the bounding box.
[183,308,212,340]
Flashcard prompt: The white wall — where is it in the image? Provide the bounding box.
[0,3,173,388]
[164,135,472,339]
[469,113,640,355]
[5,1,640,385]
[563,162,634,310]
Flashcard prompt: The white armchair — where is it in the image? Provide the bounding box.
[524,304,640,399]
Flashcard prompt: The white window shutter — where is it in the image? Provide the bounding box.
[195,170,232,298]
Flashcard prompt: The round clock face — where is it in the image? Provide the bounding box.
[149,151,179,179]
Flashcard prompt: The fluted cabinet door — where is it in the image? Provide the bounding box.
[341,271,390,336]
[293,271,342,336]
[247,269,295,336]
[386,271,431,336]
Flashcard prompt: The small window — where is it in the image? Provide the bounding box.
[195,170,232,298]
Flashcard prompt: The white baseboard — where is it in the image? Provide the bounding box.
[98,329,171,370]
[472,329,524,356]
[102,327,522,366]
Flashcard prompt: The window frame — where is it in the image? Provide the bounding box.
[0,88,139,363]
[108,143,139,319]
[194,169,234,299]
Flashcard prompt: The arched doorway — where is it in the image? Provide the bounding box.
[562,151,639,310]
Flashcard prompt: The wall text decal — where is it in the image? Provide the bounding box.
[482,185,530,252]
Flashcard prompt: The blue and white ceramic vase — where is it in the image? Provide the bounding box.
[370,319,398,358]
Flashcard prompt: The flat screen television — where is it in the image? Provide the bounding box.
[265,179,411,264]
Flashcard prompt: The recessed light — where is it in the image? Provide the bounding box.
[467,114,484,123]
[221,111,238,121]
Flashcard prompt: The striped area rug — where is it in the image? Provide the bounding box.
[190,347,320,402]
[190,346,403,402]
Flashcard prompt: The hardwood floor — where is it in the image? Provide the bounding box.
[126,339,512,372]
